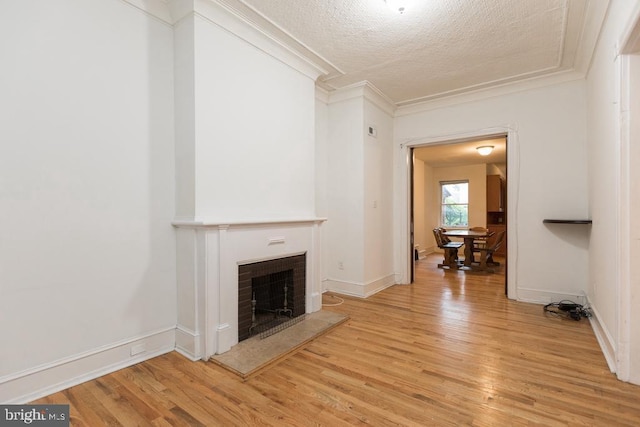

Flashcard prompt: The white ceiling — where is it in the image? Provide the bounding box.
[231,0,607,106]
[413,137,507,168]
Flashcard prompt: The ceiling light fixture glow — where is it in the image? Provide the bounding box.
[476,146,494,156]
[385,0,406,14]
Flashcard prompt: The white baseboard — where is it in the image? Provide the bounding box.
[323,274,396,298]
[587,304,617,373]
[363,274,396,297]
[516,287,587,305]
[175,325,202,361]
[0,328,176,404]
[516,289,617,374]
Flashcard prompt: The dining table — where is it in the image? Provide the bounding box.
[442,229,495,268]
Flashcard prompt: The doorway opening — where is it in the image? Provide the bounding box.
[410,135,508,293]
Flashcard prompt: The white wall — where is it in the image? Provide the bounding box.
[324,97,365,290]
[315,92,330,284]
[428,164,487,231]
[174,13,196,219]
[189,15,316,221]
[323,87,395,296]
[395,80,589,302]
[586,0,640,383]
[363,99,395,285]
[0,0,176,401]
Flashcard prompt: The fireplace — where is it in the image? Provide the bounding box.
[173,219,324,359]
[238,254,306,341]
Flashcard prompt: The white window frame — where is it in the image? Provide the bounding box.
[440,180,469,228]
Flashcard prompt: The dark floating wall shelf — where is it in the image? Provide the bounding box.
[543,219,592,224]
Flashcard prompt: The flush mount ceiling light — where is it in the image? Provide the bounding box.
[476,146,494,156]
[385,0,407,14]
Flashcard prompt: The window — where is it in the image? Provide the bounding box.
[441,181,468,227]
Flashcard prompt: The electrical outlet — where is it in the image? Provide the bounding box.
[338,261,344,270]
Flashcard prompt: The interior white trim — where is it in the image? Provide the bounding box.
[396,126,518,300]
[573,0,611,73]
[323,273,396,298]
[0,328,175,404]
[396,71,584,116]
[614,6,640,382]
[175,325,202,361]
[618,1,640,55]
[516,288,587,305]
[172,217,326,227]
[194,0,327,80]
[616,52,631,383]
[328,81,396,116]
[215,0,342,75]
[589,304,617,373]
[121,0,173,24]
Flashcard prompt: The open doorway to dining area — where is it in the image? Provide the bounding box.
[411,136,507,292]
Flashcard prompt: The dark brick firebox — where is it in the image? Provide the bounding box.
[237,254,306,341]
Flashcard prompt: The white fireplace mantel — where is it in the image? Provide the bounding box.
[173,217,326,361]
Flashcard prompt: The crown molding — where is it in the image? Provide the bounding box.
[128,0,333,81]
[618,0,640,55]
[200,0,332,80]
[121,0,173,24]
[574,0,611,73]
[395,69,585,117]
[328,81,396,116]
[315,86,330,104]
[216,0,342,74]
[166,0,193,23]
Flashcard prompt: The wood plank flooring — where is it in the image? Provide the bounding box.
[34,254,640,426]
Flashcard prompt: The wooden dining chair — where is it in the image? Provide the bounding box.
[469,226,489,249]
[473,230,505,271]
[433,228,463,269]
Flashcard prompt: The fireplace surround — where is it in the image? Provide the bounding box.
[173,219,324,360]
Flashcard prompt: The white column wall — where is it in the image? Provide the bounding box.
[191,15,316,221]
[586,0,640,382]
[315,94,330,286]
[171,3,325,359]
[363,99,395,288]
[324,97,366,294]
[174,14,197,219]
[323,89,395,296]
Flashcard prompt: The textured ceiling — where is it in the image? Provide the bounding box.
[235,0,604,105]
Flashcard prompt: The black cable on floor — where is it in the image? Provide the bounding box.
[543,299,592,321]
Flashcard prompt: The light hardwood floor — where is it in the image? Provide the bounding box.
[34,254,640,426]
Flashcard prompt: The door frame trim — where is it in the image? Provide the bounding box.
[396,126,519,299]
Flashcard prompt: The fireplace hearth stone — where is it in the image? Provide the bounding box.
[209,310,348,378]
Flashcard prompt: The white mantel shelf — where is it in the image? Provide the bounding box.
[172,217,327,228]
